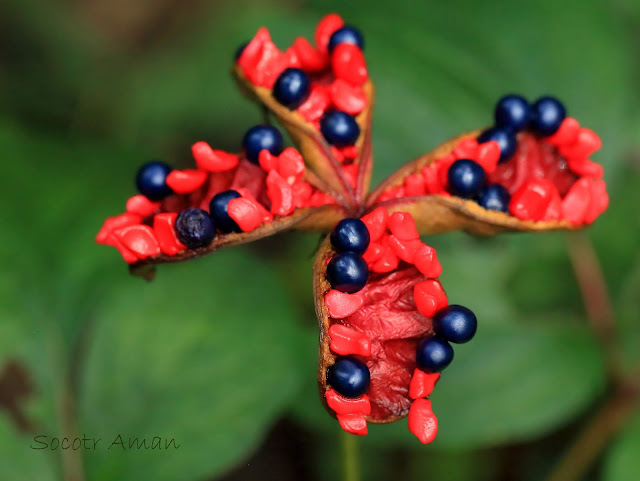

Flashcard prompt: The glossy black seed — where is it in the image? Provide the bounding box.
[433,305,478,344]
[531,96,566,136]
[448,159,486,198]
[210,190,242,233]
[175,208,215,248]
[330,218,370,254]
[416,337,454,373]
[477,183,510,213]
[327,357,370,398]
[135,161,173,201]
[326,252,369,293]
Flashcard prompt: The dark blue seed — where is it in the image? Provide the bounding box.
[477,127,517,163]
[448,159,486,198]
[273,68,311,109]
[210,190,242,233]
[330,218,370,254]
[328,26,365,53]
[326,357,370,398]
[416,337,454,373]
[433,305,478,344]
[477,183,510,213]
[326,252,368,293]
[242,125,284,164]
[135,161,173,201]
[320,111,360,147]
[174,208,215,248]
[531,96,566,136]
[494,94,531,132]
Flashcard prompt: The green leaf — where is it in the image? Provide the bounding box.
[604,412,640,481]
[79,251,307,481]
[0,417,58,481]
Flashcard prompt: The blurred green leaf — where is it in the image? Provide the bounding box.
[80,252,307,481]
[604,412,640,481]
[0,417,57,481]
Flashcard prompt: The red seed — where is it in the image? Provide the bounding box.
[409,369,440,400]
[297,84,330,123]
[543,188,563,222]
[362,242,384,265]
[277,147,305,183]
[371,244,399,273]
[546,117,580,146]
[325,290,365,318]
[509,179,559,222]
[561,178,591,226]
[166,169,208,194]
[584,179,609,224]
[567,156,604,179]
[331,43,368,86]
[315,13,344,57]
[266,170,295,216]
[114,224,160,259]
[422,165,443,194]
[476,140,501,174]
[153,212,186,256]
[235,188,273,223]
[341,145,359,160]
[243,36,287,88]
[337,413,368,436]
[325,389,371,415]
[404,173,426,197]
[292,37,327,73]
[292,181,313,208]
[227,197,264,232]
[96,212,142,244]
[436,153,457,189]
[408,398,438,444]
[388,211,420,240]
[329,79,367,115]
[308,190,335,206]
[331,146,346,163]
[192,142,239,172]
[283,47,301,69]
[106,233,138,263]
[360,207,388,242]
[560,128,602,159]
[237,27,270,70]
[385,235,422,264]
[126,195,160,217]
[328,324,371,357]
[414,280,448,318]
[453,138,479,159]
[258,150,278,171]
[414,245,442,278]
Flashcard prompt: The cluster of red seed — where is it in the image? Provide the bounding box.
[236,13,369,190]
[323,209,445,441]
[378,117,608,225]
[96,144,333,263]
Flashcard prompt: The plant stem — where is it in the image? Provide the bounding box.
[341,430,361,481]
[543,233,640,481]
[543,385,639,481]
[566,232,622,381]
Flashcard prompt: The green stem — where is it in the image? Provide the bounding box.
[341,430,361,481]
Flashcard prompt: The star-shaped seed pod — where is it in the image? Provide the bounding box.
[96,14,608,443]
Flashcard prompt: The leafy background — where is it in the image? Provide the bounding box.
[0,0,638,480]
